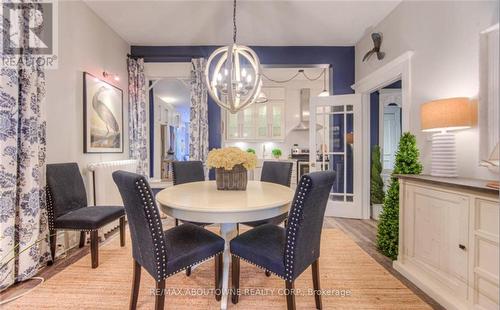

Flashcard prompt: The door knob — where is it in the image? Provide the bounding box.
[459,244,466,250]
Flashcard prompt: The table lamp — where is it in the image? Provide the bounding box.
[421,97,472,177]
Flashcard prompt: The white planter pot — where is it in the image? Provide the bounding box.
[371,204,383,221]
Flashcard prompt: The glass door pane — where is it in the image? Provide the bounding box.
[256,103,268,138]
[227,112,239,139]
[271,102,283,138]
[241,107,254,139]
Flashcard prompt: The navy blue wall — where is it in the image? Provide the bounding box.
[132,46,355,178]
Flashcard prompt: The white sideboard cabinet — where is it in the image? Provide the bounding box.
[395,175,499,310]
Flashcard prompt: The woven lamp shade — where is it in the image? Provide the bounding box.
[421,97,472,132]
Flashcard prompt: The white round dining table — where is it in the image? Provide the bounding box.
[156,180,294,310]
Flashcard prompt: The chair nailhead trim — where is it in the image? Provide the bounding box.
[231,254,286,280]
[283,175,312,281]
[46,186,56,230]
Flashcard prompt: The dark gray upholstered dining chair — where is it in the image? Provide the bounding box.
[46,163,126,268]
[230,171,336,310]
[113,170,224,310]
[171,160,213,276]
[241,161,293,228]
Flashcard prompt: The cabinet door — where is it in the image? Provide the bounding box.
[241,107,254,139]
[255,103,268,138]
[226,112,239,139]
[269,101,285,139]
[407,184,469,293]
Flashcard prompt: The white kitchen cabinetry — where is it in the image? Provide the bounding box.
[224,87,285,141]
[395,175,499,310]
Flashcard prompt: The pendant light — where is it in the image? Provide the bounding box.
[318,69,329,97]
[204,0,263,114]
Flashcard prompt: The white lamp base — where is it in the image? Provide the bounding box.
[431,132,457,177]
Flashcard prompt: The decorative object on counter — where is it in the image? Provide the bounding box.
[370,146,385,220]
[362,32,385,62]
[207,147,257,190]
[204,0,263,114]
[377,132,422,260]
[421,97,473,177]
[272,148,282,159]
[482,143,499,189]
[246,148,256,154]
[83,72,123,153]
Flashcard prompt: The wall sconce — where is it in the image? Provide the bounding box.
[102,71,120,81]
[421,97,473,177]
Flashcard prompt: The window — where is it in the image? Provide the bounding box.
[479,24,499,162]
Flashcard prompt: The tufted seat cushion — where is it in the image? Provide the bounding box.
[164,223,224,275]
[54,206,125,230]
[230,224,286,277]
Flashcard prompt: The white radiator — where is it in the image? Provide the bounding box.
[87,159,137,237]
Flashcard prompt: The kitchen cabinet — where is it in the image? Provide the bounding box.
[395,175,499,310]
[224,87,285,141]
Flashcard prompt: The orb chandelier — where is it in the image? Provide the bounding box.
[204,0,263,114]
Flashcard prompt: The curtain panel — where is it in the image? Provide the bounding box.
[127,58,148,176]
[189,58,209,162]
[0,64,50,291]
[0,2,50,291]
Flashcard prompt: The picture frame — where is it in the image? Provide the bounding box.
[83,72,124,153]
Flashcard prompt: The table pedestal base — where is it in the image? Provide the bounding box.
[219,223,238,310]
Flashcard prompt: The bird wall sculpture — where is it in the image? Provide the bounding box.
[363,32,385,62]
[92,86,119,137]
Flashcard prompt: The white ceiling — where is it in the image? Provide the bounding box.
[84,0,400,46]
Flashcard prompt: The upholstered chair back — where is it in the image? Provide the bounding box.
[260,161,293,187]
[46,163,88,221]
[112,171,167,280]
[283,171,335,281]
[172,161,205,185]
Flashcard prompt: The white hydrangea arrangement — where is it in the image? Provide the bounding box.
[206,147,257,171]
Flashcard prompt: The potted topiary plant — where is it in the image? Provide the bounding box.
[370,145,385,220]
[377,132,422,260]
[246,148,256,154]
[271,148,282,159]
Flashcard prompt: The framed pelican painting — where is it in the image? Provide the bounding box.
[83,72,123,153]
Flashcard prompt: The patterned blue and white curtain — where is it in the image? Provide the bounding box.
[189,58,209,162]
[127,57,148,176]
[0,13,50,291]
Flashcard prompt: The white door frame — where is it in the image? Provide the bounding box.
[351,51,413,219]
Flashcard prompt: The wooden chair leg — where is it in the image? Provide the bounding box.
[231,256,240,304]
[175,219,179,226]
[285,280,296,310]
[129,260,141,310]
[119,217,126,247]
[90,230,99,268]
[215,254,223,301]
[312,259,322,309]
[79,231,86,248]
[185,267,191,276]
[265,270,271,277]
[155,279,166,310]
[48,229,56,265]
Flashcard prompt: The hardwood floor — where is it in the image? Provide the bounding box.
[1,217,443,309]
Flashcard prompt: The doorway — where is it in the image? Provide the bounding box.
[145,63,192,181]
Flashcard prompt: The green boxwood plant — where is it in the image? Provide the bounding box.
[377,132,422,260]
[370,145,384,205]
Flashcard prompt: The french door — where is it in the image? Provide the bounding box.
[309,94,363,218]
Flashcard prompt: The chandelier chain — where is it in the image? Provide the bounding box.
[233,0,237,43]
[262,69,326,84]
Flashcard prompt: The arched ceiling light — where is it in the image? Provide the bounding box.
[205,0,263,114]
[318,69,329,97]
